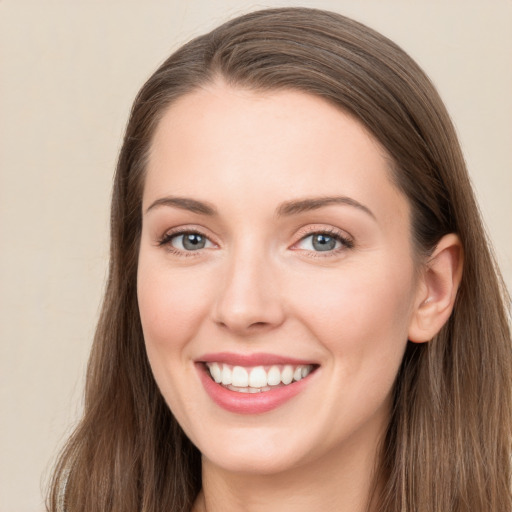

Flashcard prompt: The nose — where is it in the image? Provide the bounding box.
[212,246,285,336]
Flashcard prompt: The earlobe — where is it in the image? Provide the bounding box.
[408,234,464,343]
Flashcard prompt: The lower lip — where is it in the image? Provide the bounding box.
[197,363,315,414]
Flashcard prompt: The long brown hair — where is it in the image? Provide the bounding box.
[47,8,512,511]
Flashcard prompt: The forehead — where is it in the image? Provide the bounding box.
[144,83,408,227]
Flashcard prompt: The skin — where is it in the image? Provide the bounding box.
[137,83,461,512]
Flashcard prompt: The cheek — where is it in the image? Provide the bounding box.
[136,255,216,421]
[287,258,415,363]
[137,257,213,356]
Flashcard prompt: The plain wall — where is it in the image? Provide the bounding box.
[1,1,510,510]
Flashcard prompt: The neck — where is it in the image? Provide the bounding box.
[192,428,384,512]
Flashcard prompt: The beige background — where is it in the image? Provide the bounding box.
[1,1,510,510]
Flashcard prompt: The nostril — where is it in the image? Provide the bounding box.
[249,322,268,329]
[217,320,270,332]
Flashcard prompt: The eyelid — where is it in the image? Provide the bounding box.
[156,226,219,253]
[290,225,354,253]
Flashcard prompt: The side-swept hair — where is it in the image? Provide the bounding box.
[48,8,511,512]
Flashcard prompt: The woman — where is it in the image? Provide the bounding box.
[47,7,512,512]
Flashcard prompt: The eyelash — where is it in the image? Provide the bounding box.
[157,229,212,257]
[293,227,354,257]
[157,227,354,257]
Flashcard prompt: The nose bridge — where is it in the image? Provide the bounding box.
[213,236,284,333]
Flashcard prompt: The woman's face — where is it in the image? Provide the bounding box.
[137,83,422,475]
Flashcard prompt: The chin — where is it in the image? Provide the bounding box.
[200,436,307,476]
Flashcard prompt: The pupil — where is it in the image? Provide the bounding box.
[312,234,336,251]
[183,234,205,250]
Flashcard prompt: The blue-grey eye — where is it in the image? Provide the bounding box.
[171,232,211,251]
[296,233,344,252]
[312,234,337,251]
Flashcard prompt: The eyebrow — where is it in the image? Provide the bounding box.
[276,196,376,219]
[145,194,375,220]
[145,196,218,215]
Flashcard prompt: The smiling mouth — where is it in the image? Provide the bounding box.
[204,362,317,393]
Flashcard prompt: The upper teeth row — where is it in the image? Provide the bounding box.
[206,363,313,388]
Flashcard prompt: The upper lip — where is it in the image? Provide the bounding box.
[197,352,317,367]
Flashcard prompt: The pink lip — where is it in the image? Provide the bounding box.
[198,351,316,367]
[195,353,318,415]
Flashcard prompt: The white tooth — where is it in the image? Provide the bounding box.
[221,365,232,385]
[301,365,311,378]
[208,363,222,383]
[249,366,267,388]
[229,386,255,393]
[232,366,249,387]
[281,365,294,385]
[267,365,281,386]
[293,366,303,382]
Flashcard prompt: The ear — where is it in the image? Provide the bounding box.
[408,233,463,343]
